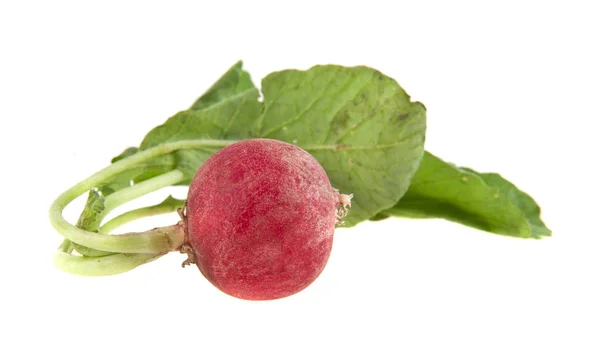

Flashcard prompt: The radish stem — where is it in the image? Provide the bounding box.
[54,251,163,276]
[103,170,185,213]
[49,139,235,254]
[99,196,185,234]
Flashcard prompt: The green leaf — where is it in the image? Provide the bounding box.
[139,88,263,178]
[73,190,115,257]
[474,171,552,237]
[381,151,551,238]
[76,189,105,230]
[257,65,426,226]
[136,65,426,227]
[189,60,256,111]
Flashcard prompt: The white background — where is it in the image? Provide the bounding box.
[1,1,599,355]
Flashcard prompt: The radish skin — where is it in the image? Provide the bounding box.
[185,139,343,300]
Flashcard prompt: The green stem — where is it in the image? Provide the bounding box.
[58,238,74,254]
[54,251,164,276]
[54,200,184,277]
[99,196,185,234]
[71,170,187,257]
[49,139,234,254]
[102,170,184,213]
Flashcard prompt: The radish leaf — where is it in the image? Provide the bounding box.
[136,65,426,226]
[190,60,256,111]
[256,65,426,226]
[380,151,551,238]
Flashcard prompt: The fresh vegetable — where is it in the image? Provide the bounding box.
[49,61,551,300]
[184,139,348,300]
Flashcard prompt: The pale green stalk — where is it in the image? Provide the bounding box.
[49,139,234,254]
[98,197,185,234]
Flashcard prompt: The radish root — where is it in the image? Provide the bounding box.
[178,202,196,267]
[334,188,353,225]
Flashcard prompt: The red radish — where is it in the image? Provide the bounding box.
[183,139,350,300]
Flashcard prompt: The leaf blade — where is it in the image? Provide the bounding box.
[258,65,427,226]
[382,151,551,238]
[131,65,427,227]
[189,60,256,111]
[140,88,263,178]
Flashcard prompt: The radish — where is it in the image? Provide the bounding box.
[50,62,550,300]
[182,139,351,300]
